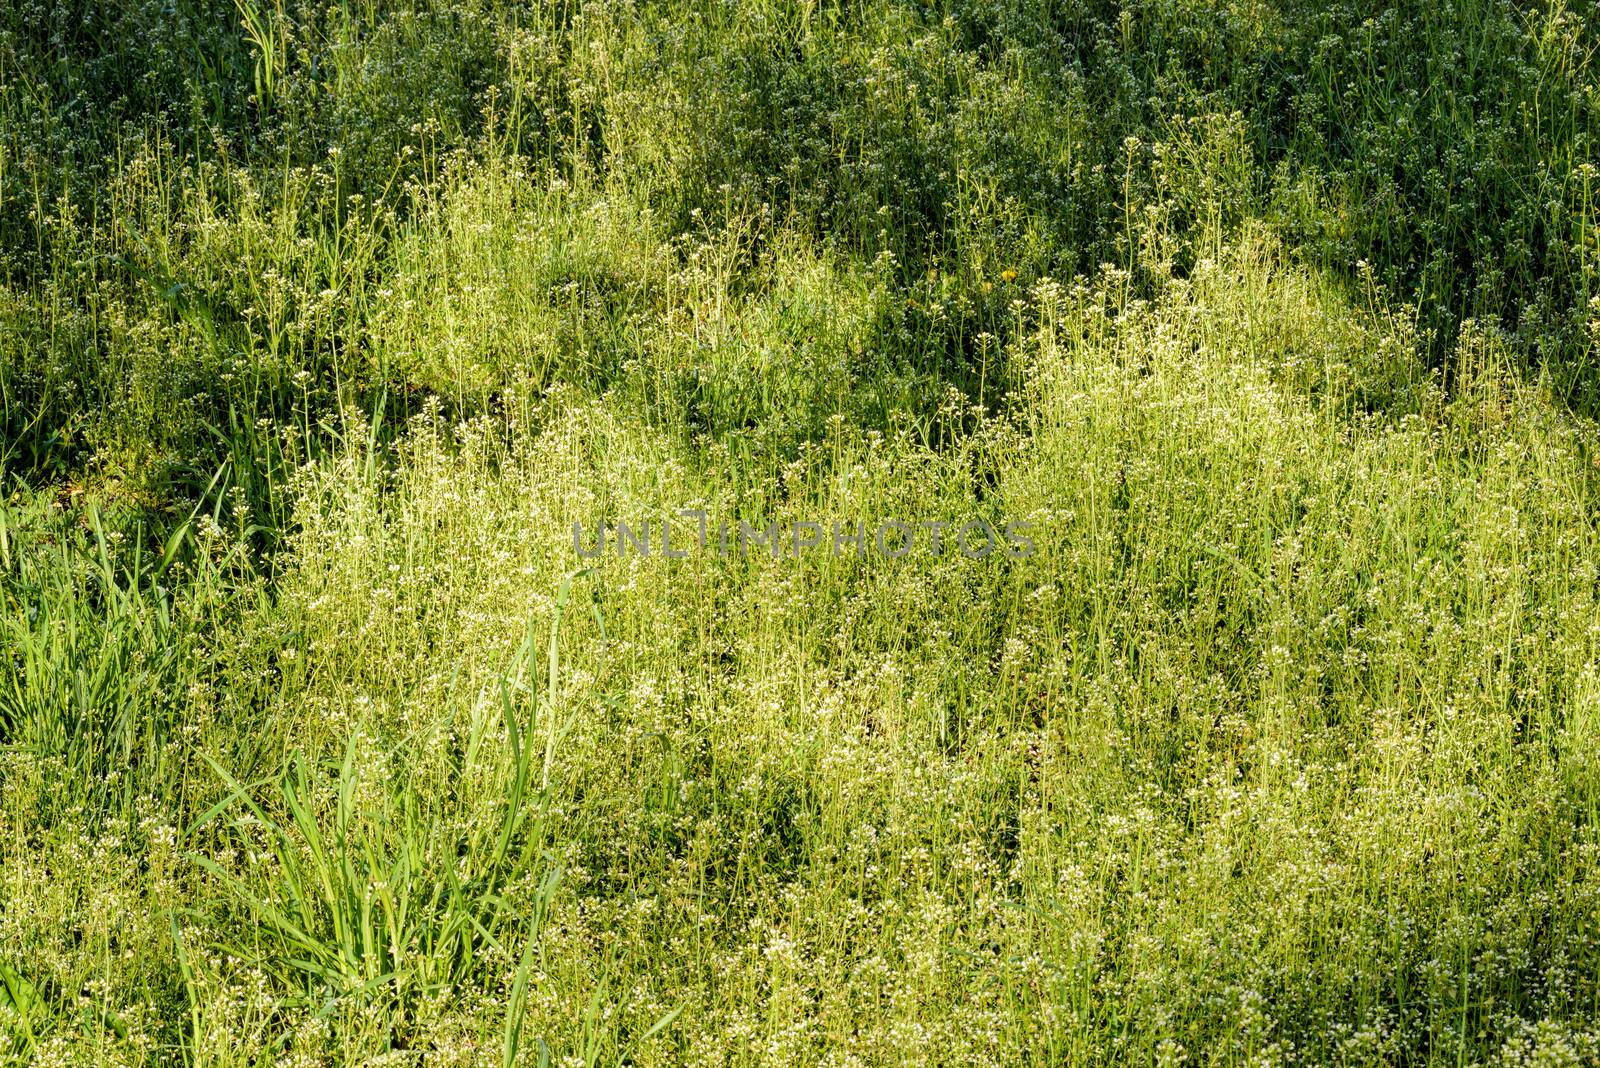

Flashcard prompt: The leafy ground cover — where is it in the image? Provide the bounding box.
[3,0,1600,1063]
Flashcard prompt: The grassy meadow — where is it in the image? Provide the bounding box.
[4,0,1600,1063]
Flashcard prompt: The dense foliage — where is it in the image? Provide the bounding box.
[4,0,1600,1064]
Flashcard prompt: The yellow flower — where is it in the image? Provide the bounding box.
[1000,269,1018,283]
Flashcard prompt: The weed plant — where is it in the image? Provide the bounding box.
[4,0,1600,1064]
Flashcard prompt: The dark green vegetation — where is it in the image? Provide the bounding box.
[4,0,1600,1064]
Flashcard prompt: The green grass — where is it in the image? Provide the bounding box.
[4,0,1600,1064]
